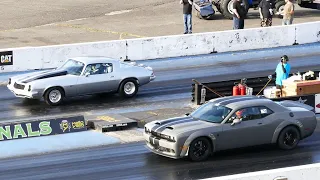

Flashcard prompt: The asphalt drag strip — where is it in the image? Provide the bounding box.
[0,121,320,180]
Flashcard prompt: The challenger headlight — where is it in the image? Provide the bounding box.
[161,134,175,142]
[145,127,151,133]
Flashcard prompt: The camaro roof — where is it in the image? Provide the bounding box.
[209,96,274,109]
[70,56,120,64]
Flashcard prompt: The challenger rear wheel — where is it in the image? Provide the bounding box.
[277,126,300,150]
[119,79,139,98]
[188,137,212,161]
[44,87,65,106]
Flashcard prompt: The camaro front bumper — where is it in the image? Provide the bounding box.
[143,132,188,159]
[150,75,156,81]
[7,84,41,99]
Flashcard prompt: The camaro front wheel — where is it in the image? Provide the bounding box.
[44,87,65,106]
[277,126,300,150]
[188,137,212,161]
[119,79,139,98]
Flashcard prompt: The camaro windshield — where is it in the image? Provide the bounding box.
[190,102,232,123]
[57,59,85,75]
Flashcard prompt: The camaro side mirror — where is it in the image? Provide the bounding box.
[185,113,190,116]
[231,118,241,126]
[85,72,90,77]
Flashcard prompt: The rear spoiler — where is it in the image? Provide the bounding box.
[277,100,315,112]
[126,61,153,71]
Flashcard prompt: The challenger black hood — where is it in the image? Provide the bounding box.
[20,70,68,83]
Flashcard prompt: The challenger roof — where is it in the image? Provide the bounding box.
[209,96,275,109]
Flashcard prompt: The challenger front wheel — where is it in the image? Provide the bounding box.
[188,137,212,161]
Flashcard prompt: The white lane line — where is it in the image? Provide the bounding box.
[105,10,132,16]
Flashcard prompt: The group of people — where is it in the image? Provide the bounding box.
[233,0,295,29]
[180,0,295,33]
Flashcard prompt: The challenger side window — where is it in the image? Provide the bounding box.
[230,107,262,122]
[259,106,274,118]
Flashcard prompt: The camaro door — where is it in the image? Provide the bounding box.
[76,63,114,95]
[217,106,268,151]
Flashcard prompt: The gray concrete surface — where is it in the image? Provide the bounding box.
[0,0,319,49]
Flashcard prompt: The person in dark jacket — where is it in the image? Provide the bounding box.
[180,0,193,34]
[258,0,274,27]
[232,0,246,29]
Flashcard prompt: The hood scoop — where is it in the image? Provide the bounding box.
[166,126,173,130]
[155,122,161,125]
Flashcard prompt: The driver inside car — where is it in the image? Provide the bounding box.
[235,109,248,120]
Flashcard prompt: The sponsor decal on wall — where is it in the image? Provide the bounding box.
[0,51,13,66]
[315,94,320,114]
[0,116,86,141]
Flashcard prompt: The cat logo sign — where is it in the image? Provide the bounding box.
[0,51,13,66]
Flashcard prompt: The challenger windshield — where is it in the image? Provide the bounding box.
[190,102,232,123]
[58,59,85,76]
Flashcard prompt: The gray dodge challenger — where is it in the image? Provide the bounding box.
[144,96,317,161]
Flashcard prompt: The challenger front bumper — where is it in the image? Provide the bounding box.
[143,132,188,159]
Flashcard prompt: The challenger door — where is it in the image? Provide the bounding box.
[217,106,271,150]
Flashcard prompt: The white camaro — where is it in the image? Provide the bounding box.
[7,56,156,105]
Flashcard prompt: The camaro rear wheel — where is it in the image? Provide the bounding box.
[277,126,300,150]
[119,79,139,98]
[188,137,212,161]
[44,87,64,106]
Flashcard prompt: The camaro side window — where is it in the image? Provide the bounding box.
[84,63,113,75]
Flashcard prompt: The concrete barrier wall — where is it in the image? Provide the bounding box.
[0,21,319,73]
[202,163,320,180]
[295,21,320,44]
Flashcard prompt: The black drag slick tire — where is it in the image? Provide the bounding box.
[188,137,212,161]
[119,79,139,98]
[277,126,300,150]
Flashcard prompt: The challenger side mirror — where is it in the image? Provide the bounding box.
[231,118,241,126]
[85,72,90,77]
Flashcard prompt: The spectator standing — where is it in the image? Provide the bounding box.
[180,0,193,34]
[232,0,246,29]
[258,0,274,27]
[275,55,291,96]
[282,0,295,25]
